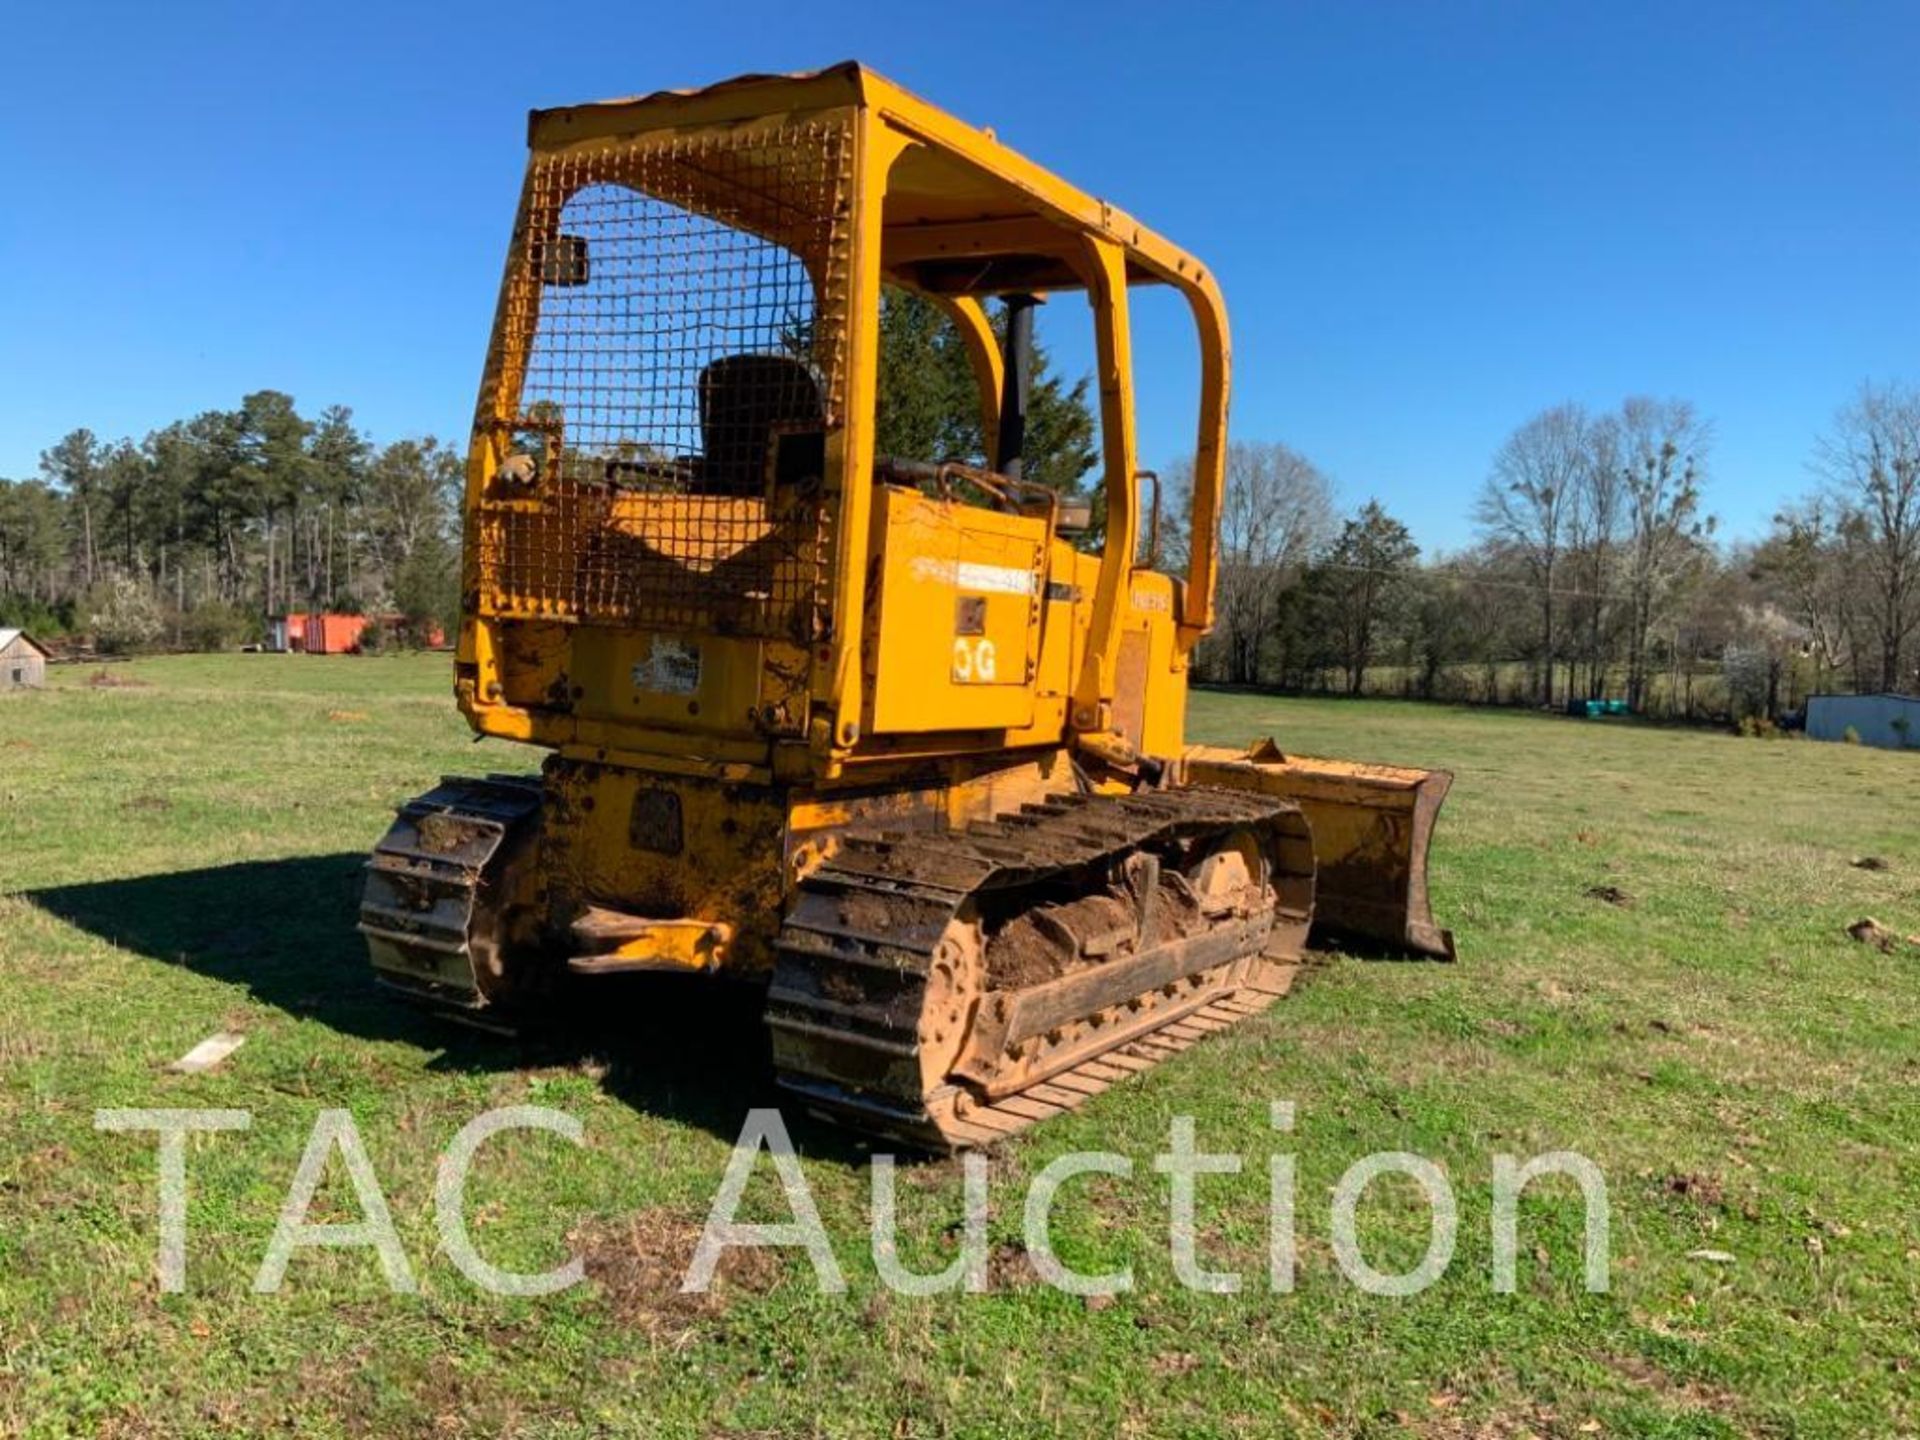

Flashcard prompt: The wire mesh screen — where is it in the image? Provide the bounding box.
[475,118,854,640]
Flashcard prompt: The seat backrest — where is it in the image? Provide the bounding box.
[697,354,825,494]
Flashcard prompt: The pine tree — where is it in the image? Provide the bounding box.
[873,288,1097,496]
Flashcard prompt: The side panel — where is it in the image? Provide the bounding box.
[1112,570,1186,762]
[865,486,1048,735]
[564,630,808,739]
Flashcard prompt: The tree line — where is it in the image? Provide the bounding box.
[6,287,1913,720]
[1186,381,1920,719]
[0,393,462,651]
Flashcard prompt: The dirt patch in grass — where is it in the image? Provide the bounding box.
[571,1209,782,1338]
[1663,1172,1726,1210]
[1398,1396,1575,1438]
[1584,884,1635,908]
[1150,1350,1202,1377]
[326,709,369,723]
[1605,1353,1741,1417]
[86,668,148,688]
[277,1310,553,1440]
[985,1238,1041,1291]
[1846,917,1918,953]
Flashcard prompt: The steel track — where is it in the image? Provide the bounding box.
[766,787,1313,1150]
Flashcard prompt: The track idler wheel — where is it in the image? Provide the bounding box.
[917,908,986,1095]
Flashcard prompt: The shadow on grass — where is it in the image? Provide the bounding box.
[25,853,874,1161]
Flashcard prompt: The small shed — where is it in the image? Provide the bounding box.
[1806,693,1920,750]
[303,612,370,654]
[267,614,309,653]
[269,611,446,654]
[0,628,50,690]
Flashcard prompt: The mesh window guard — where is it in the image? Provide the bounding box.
[475,118,855,641]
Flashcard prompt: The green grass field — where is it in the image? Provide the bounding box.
[3,654,1918,1439]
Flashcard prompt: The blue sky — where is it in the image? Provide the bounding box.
[3,1,1915,551]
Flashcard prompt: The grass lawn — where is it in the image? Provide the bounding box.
[3,653,1918,1438]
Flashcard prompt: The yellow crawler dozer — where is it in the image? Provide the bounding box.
[361,64,1453,1149]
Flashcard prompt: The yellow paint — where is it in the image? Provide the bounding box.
[601,919,733,972]
[436,64,1273,973]
[1182,741,1455,958]
[1076,236,1140,740]
[866,486,1046,734]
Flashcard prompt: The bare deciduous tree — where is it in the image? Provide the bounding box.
[1565,413,1625,700]
[1617,397,1714,711]
[1181,441,1333,684]
[1758,498,1863,690]
[1475,404,1586,705]
[1817,382,1920,692]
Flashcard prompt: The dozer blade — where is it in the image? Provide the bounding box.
[1185,739,1454,959]
[766,786,1317,1151]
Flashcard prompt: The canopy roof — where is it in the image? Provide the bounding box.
[527,62,1218,300]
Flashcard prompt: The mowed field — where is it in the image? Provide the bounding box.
[3,654,1918,1439]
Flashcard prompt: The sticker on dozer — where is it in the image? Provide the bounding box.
[952,636,998,683]
[908,556,1035,596]
[632,637,701,695]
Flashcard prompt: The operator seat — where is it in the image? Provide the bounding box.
[696,353,827,496]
